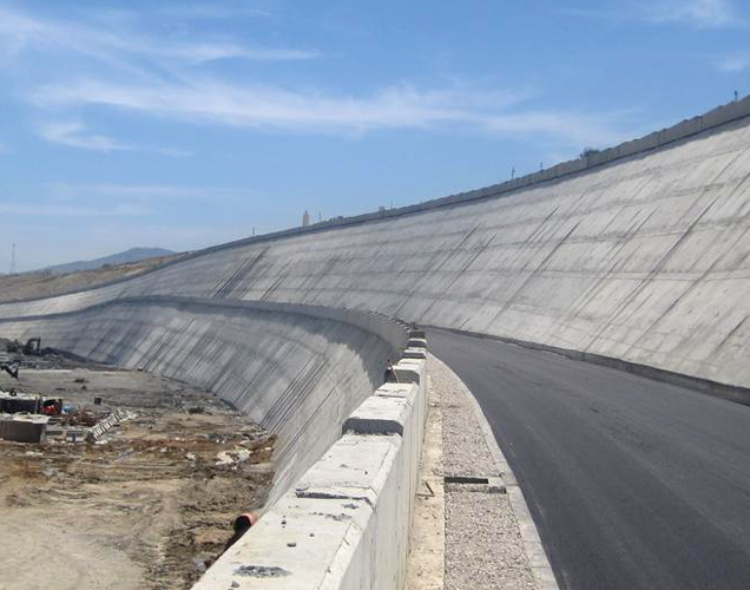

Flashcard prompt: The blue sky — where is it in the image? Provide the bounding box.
[0,0,748,270]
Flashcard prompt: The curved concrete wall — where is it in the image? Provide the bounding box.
[0,297,406,500]
[2,99,750,392]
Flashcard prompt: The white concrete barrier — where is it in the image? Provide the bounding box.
[193,357,427,590]
[402,348,428,360]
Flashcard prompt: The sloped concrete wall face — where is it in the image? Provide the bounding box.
[0,299,398,500]
[3,112,750,389]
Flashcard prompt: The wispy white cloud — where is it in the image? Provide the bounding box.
[643,0,739,28]
[30,79,629,147]
[36,120,191,156]
[31,81,498,131]
[4,3,632,152]
[37,120,133,152]
[150,44,317,63]
[0,4,316,66]
[564,0,744,29]
[716,53,750,72]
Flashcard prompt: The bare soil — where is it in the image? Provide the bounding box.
[0,361,274,590]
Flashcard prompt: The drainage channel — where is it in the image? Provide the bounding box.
[444,475,506,493]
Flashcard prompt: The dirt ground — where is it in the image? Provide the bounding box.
[0,252,182,303]
[0,360,274,590]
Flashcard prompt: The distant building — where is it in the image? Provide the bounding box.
[302,210,310,227]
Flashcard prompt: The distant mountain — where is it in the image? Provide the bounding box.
[42,247,176,275]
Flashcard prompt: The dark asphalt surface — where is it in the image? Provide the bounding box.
[428,328,750,590]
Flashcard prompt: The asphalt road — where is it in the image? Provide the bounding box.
[428,328,750,590]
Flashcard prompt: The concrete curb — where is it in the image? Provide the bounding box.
[435,355,560,590]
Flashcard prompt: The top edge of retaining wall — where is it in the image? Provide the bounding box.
[4,94,750,308]
[146,94,750,251]
[0,295,412,362]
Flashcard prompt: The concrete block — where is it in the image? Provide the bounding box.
[194,433,406,590]
[294,434,401,503]
[375,382,418,400]
[390,366,420,384]
[391,359,425,385]
[0,418,47,443]
[193,363,425,590]
[0,392,40,414]
[402,347,427,360]
[344,387,416,436]
[192,493,373,590]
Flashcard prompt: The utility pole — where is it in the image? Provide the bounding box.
[10,242,16,275]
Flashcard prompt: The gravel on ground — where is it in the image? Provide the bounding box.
[429,355,537,590]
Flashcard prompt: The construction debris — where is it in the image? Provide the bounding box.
[0,414,48,443]
[0,349,275,590]
[0,390,41,413]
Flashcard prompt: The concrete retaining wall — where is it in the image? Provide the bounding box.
[1,80,744,590]
[0,293,424,590]
[192,356,427,590]
[1,99,750,390]
[0,297,409,500]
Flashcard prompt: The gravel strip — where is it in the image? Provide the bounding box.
[429,354,537,590]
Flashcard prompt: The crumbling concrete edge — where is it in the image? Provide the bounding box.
[191,334,428,590]
[434,354,560,590]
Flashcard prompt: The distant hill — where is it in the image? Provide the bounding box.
[42,247,175,275]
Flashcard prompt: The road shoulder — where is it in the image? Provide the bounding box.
[429,354,558,590]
